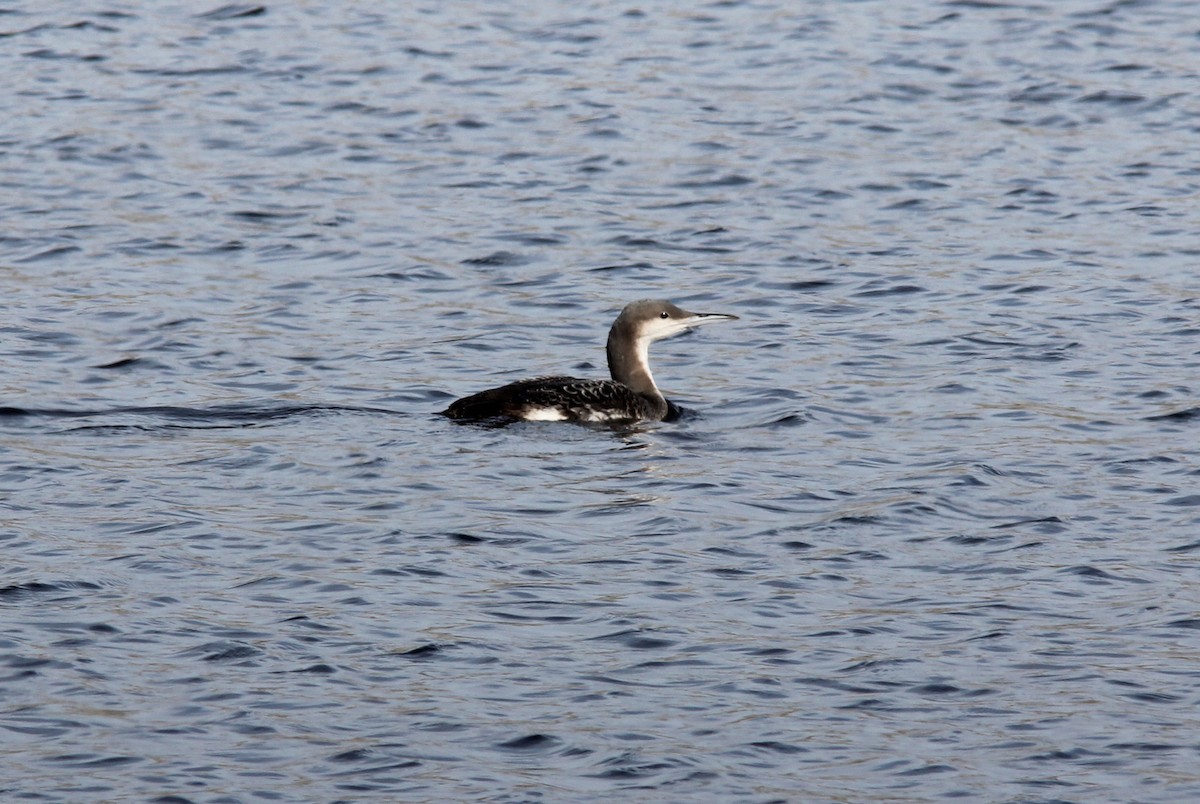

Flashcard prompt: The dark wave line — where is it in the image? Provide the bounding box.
[0,403,402,422]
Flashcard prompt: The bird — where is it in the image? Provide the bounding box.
[442,299,738,423]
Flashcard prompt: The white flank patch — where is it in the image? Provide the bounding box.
[579,409,626,423]
[520,407,569,422]
[519,407,630,423]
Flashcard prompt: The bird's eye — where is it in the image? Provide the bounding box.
[659,311,669,319]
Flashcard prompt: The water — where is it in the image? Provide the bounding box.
[3,1,1199,800]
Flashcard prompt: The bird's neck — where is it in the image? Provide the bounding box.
[607,328,662,401]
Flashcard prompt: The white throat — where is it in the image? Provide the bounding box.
[634,335,656,394]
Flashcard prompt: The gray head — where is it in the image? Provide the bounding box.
[613,299,739,343]
[607,299,738,396]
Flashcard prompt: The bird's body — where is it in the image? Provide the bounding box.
[443,299,737,424]
[444,376,676,423]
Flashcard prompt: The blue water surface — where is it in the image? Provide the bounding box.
[2,1,1199,800]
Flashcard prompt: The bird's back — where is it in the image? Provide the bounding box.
[443,375,666,422]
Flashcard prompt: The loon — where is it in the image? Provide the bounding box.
[443,299,738,423]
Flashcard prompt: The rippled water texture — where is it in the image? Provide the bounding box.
[3,1,1199,800]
